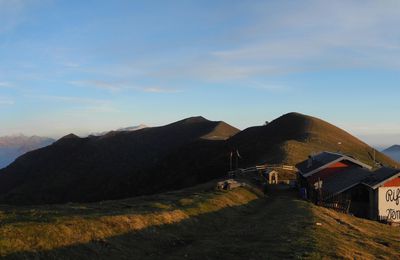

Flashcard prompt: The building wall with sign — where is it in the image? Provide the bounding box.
[378,187,400,222]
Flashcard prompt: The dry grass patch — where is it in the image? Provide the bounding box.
[0,186,259,257]
[310,203,400,259]
[1,183,399,259]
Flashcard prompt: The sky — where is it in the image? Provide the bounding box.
[0,0,400,147]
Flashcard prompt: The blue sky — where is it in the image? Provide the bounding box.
[1,0,400,147]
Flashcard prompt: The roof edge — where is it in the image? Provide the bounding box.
[301,156,371,178]
[362,171,400,189]
[323,182,362,200]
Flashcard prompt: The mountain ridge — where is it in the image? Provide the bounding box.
[0,117,239,204]
[383,145,400,162]
[383,145,400,152]
[0,113,397,205]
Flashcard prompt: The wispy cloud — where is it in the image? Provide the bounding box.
[0,82,13,88]
[28,94,120,114]
[29,94,110,105]
[69,80,122,92]
[0,0,41,33]
[0,97,14,105]
[203,1,400,76]
[69,80,181,94]
[248,82,290,92]
[142,87,181,93]
[4,1,400,89]
[63,62,81,68]
[142,1,400,82]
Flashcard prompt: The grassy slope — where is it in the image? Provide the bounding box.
[256,113,397,170]
[311,205,400,259]
[227,113,399,181]
[0,183,399,259]
[281,114,399,169]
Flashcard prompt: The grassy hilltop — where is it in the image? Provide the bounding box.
[1,182,399,259]
[230,112,398,169]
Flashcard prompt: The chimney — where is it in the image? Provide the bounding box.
[307,155,313,168]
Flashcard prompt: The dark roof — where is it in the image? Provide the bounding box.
[297,151,372,177]
[362,167,400,189]
[320,168,372,198]
[297,152,342,174]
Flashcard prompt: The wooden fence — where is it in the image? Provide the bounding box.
[320,192,352,214]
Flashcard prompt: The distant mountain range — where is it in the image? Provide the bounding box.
[0,135,55,169]
[0,113,398,205]
[383,145,400,162]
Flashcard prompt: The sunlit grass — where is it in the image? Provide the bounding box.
[1,182,399,259]
[0,184,259,257]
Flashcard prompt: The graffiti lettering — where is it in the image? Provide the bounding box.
[385,188,400,206]
[387,209,400,220]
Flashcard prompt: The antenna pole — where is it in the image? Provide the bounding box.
[235,150,239,170]
[229,151,233,171]
[373,149,376,165]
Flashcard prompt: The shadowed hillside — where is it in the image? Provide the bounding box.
[0,117,239,205]
[0,113,397,205]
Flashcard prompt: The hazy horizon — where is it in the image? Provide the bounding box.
[0,112,398,150]
[1,1,400,146]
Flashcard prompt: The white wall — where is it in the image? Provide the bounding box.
[378,187,400,222]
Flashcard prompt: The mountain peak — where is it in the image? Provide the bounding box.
[201,121,240,140]
[54,133,81,145]
[61,133,80,139]
[275,112,316,124]
[383,145,400,162]
[384,145,400,152]
[181,116,208,124]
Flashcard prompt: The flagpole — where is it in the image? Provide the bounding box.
[229,151,233,171]
[236,149,239,170]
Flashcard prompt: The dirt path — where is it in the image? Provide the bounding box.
[94,186,318,259]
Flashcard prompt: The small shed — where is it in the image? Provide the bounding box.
[263,169,279,184]
[296,151,372,202]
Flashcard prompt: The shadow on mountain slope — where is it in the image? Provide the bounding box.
[0,113,397,205]
[0,117,239,205]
